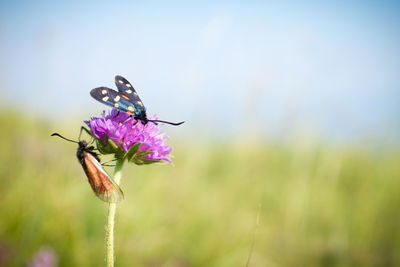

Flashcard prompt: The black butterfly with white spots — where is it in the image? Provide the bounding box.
[90,75,184,126]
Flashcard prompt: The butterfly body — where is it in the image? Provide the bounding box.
[52,133,124,203]
[90,75,184,126]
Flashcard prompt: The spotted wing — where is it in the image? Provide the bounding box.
[83,153,124,203]
[114,75,146,114]
[90,87,142,116]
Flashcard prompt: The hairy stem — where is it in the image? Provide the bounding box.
[106,158,124,267]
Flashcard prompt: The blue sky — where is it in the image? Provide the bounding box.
[0,1,399,141]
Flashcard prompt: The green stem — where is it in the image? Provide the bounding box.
[106,158,124,267]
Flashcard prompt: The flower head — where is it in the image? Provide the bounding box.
[85,109,172,164]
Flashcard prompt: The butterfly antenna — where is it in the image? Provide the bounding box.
[51,133,79,143]
[149,119,185,126]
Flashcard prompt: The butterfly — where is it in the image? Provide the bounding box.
[51,131,124,203]
[90,75,184,126]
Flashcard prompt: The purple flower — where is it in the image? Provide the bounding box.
[85,109,172,163]
[28,246,58,267]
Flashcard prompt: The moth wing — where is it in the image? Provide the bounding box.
[115,75,146,114]
[83,153,124,203]
[115,75,141,101]
[90,87,142,116]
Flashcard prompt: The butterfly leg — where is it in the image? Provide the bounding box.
[101,157,124,167]
[101,158,121,165]
[78,127,84,141]
[121,115,132,125]
[101,164,116,167]
[113,110,120,118]
[79,126,93,142]
[116,115,134,132]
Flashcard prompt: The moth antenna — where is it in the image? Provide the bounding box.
[51,133,79,144]
[149,119,185,126]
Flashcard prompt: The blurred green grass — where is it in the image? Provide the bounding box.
[0,112,399,267]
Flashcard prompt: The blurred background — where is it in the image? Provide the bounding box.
[0,1,399,266]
